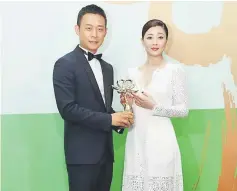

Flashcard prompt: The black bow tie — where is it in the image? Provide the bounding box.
[87,51,102,61]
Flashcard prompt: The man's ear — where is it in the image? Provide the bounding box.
[75,25,80,36]
[104,27,108,37]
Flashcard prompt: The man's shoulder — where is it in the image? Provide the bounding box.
[56,50,76,64]
[101,58,111,65]
[54,47,81,70]
[101,59,113,69]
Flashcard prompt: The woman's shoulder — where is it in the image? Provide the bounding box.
[167,62,185,73]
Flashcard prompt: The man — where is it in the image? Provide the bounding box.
[53,4,133,191]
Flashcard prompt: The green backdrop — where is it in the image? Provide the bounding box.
[2,109,236,191]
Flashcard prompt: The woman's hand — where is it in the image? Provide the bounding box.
[132,91,156,110]
[120,93,134,107]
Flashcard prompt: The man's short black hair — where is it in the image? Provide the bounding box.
[77,4,107,27]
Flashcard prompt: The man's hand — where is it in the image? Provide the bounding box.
[111,111,134,128]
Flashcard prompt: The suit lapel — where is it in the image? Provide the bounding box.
[74,46,106,110]
[100,60,111,112]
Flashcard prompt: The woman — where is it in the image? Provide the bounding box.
[121,19,189,191]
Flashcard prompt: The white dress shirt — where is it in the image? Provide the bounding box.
[79,45,105,104]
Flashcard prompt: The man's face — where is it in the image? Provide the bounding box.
[75,13,107,53]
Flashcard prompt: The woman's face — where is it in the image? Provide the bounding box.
[142,26,167,57]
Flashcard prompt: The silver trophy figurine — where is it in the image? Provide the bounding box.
[112,79,138,112]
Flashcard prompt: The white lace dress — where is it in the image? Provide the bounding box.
[122,63,188,191]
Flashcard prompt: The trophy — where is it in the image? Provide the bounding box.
[112,79,138,112]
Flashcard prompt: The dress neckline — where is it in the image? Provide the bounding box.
[136,62,170,74]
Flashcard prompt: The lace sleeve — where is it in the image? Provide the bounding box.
[152,65,189,117]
